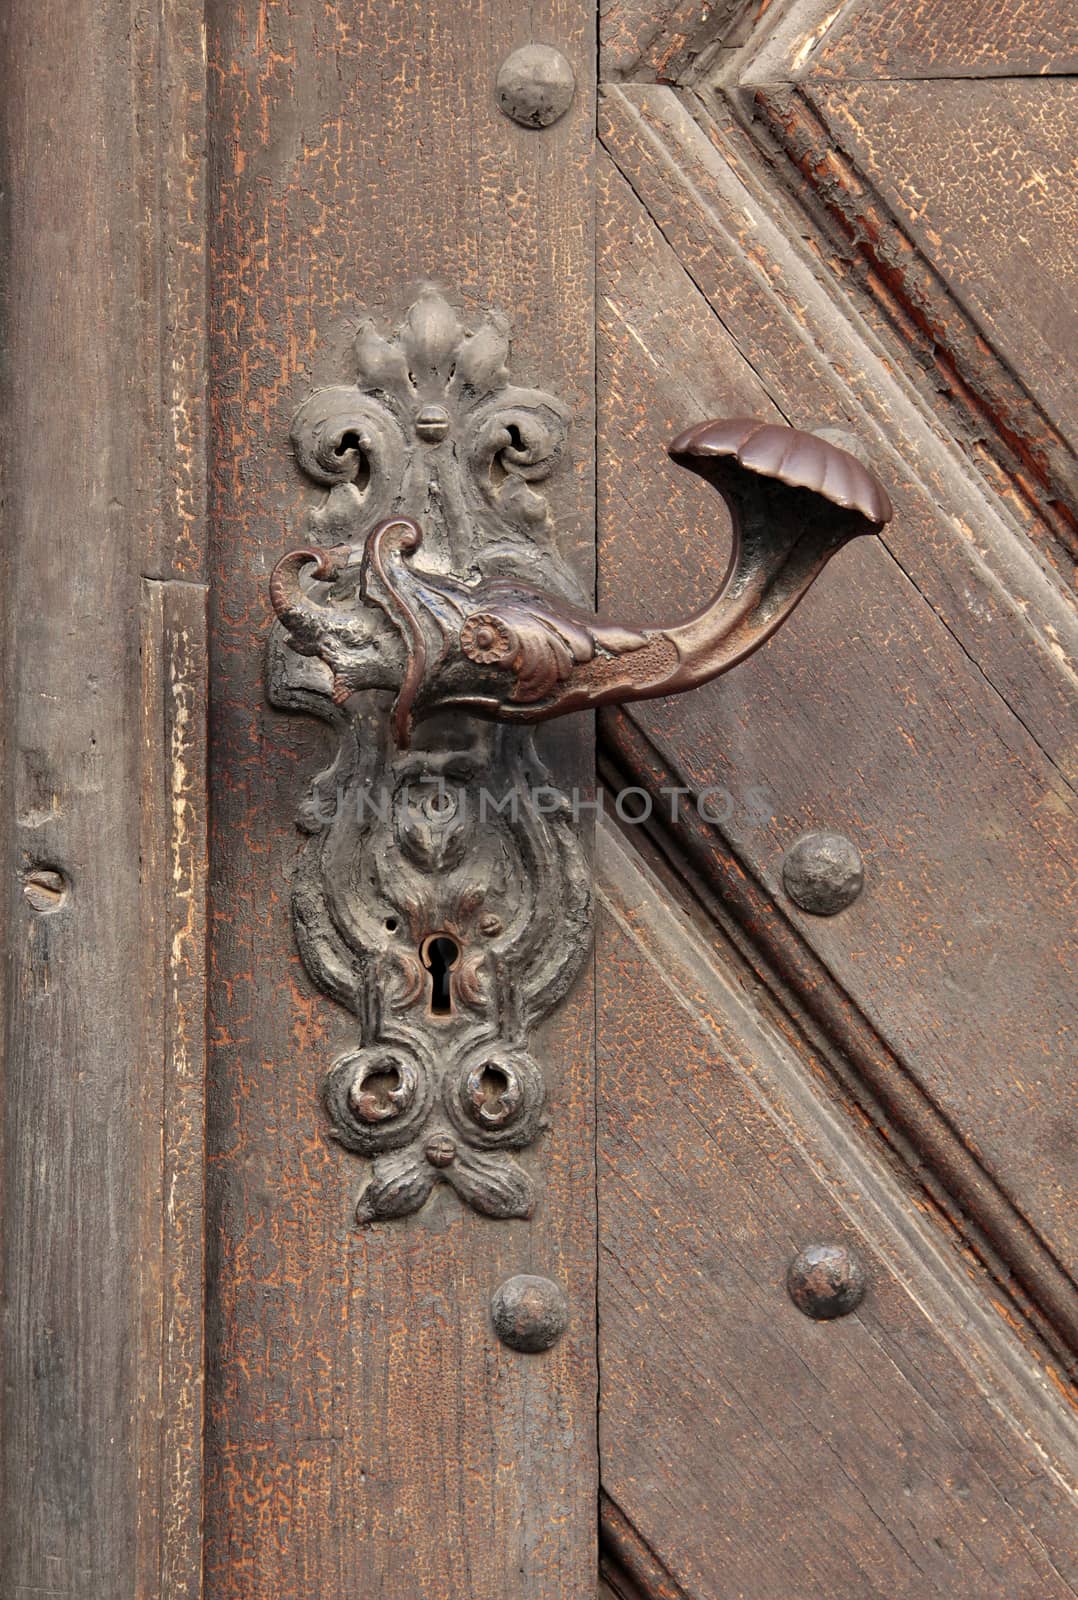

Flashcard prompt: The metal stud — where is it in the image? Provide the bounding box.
[782,831,864,916]
[496,45,576,130]
[414,403,450,443]
[787,1243,866,1320]
[490,1273,568,1352]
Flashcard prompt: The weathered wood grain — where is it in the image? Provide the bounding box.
[602,704,1078,1367]
[600,85,1078,770]
[597,822,1078,1600]
[739,83,1078,576]
[137,582,209,1600]
[807,0,1078,79]
[0,2,207,1596]
[594,123,1078,1321]
[7,4,1077,1596]
[203,2,597,1594]
[707,0,1078,574]
[600,1494,692,1599]
[600,0,734,82]
[804,79,1078,462]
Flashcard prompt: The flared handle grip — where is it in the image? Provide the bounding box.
[270,419,892,746]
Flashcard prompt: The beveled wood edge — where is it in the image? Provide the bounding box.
[598,725,1078,1378]
[603,0,1078,556]
[600,1492,691,1600]
[600,0,1078,576]
[594,812,1078,1465]
[598,81,1078,786]
[691,0,1078,563]
[598,0,750,88]
[718,78,1078,572]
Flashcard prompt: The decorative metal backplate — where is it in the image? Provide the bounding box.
[268,290,591,1224]
[268,290,895,1225]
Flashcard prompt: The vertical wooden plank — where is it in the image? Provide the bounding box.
[0,2,207,1596]
[204,3,597,1596]
[138,582,209,1600]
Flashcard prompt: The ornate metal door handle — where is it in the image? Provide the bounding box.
[267,290,891,1227]
[271,417,892,747]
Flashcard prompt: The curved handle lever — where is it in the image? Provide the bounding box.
[271,418,892,747]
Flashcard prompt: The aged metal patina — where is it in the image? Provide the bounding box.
[490,1274,570,1352]
[787,1243,868,1320]
[782,830,865,915]
[268,290,892,1226]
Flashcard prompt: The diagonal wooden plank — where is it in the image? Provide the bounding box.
[736,80,1078,574]
[805,80,1078,456]
[597,821,1078,1600]
[599,83,1077,777]
[600,0,735,83]
[595,122,1078,1321]
[807,0,1078,80]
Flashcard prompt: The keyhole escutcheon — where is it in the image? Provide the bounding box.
[421,933,460,1016]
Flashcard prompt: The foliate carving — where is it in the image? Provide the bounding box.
[270,420,892,745]
[269,298,895,1227]
[269,290,590,1224]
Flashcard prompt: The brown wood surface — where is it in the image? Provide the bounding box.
[600,0,733,82]
[203,2,597,1595]
[593,14,1078,1586]
[718,0,1078,574]
[0,2,207,1597]
[601,85,1077,774]
[808,0,1078,79]
[4,1,1077,1595]
[597,822,1078,1600]
[137,582,209,1600]
[748,83,1078,576]
[596,89,1078,1316]
[807,79,1078,458]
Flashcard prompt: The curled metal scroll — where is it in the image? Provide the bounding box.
[268,288,892,1225]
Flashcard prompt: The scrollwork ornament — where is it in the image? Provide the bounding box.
[269,289,591,1225]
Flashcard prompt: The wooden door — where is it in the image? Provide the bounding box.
[3,2,1075,1598]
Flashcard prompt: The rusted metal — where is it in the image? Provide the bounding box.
[786,1243,867,1319]
[782,831,865,916]
[267,293,591,1226]
[270,417,892,743]
[490,1274,569,1352]
[269,302,893,1230]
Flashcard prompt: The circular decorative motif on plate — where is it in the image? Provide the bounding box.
[460,613,514,665]
[323,1042,434,1156]
[447,1044,545,1148]
[424,1131,458,1168]
[414,403,450,443]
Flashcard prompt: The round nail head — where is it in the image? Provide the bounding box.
[496,45,576,129]
[787,1243,866,1320]
[424,1132,457,1168]
[490,1273,568,1352]
[782,831,864,916]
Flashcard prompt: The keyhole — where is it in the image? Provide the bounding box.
[421,934,460,1016]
